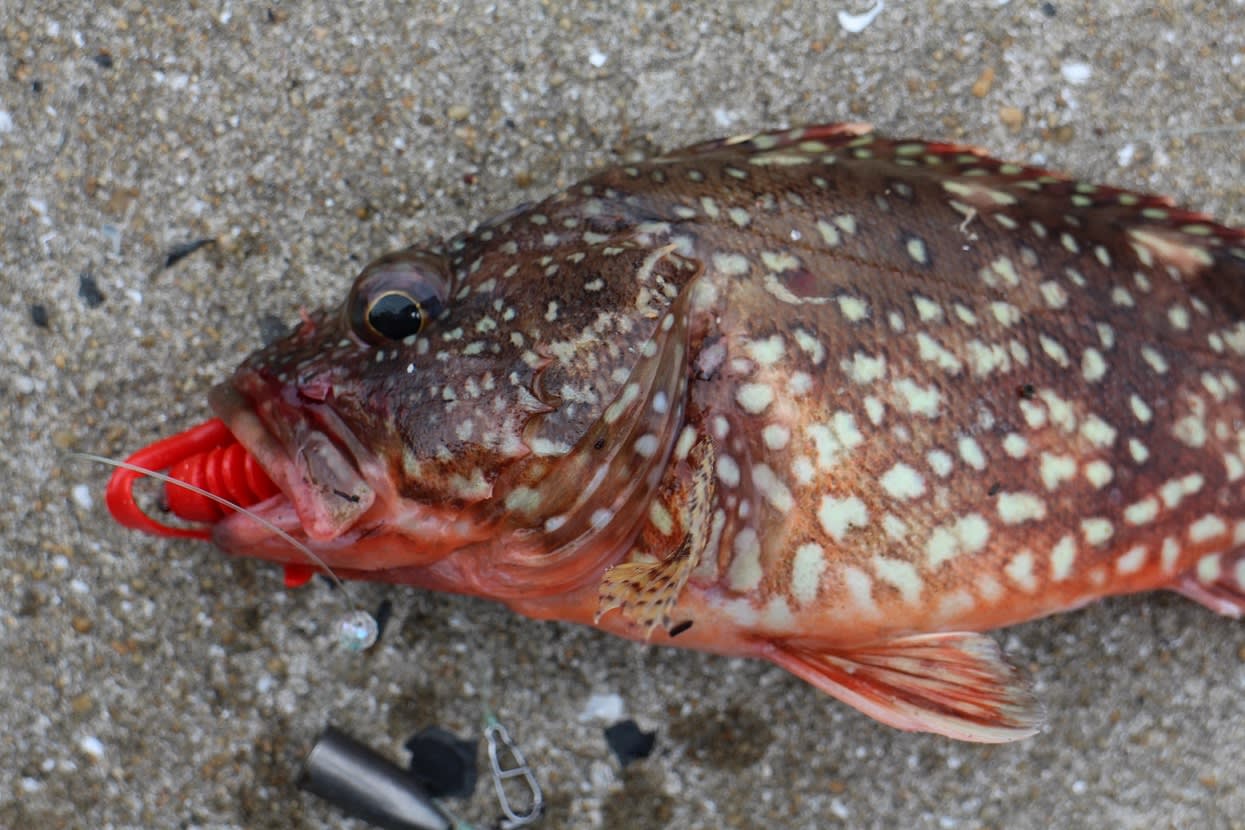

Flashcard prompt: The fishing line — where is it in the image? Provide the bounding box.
[74,452,379,651]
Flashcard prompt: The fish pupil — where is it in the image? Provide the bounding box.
[368,291,424,340]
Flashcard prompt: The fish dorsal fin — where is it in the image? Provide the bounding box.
[661,122,1244,281]
[658,122,874,161]
[596,429,717,636]
[768,632,1043,743]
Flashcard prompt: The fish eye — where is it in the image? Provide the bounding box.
[346,250,449,345]
[366,290,427,339]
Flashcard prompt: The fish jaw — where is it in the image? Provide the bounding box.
[206,374,490,572]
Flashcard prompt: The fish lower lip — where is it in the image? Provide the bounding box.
[208,382,376,541]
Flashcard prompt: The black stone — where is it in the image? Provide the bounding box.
[373,599,393,642]
[78,272,105,308]
[163,237,215,268]
[30,304,49,328]
[604,720,656,768]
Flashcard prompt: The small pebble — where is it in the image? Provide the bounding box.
[30,303,49,327]
[78,272,105,308]
[164,237,215,268]
[447,104,470,122]
[971,66,995,98]
[72,484,94,510]
[78,735,105,760]
[837,0,885,33]
[1061,61,1092,85]
[579,692,625,722]
[999,105,1025,130]
[588,50,607,68]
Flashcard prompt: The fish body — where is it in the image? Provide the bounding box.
[121,123,1245,742]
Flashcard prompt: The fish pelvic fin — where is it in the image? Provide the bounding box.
[768,632,1044,743]
[596,431,716,638]
[1172,551,1245,618]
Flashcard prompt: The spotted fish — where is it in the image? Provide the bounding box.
[111,123,1245,742]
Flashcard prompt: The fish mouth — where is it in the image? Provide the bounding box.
[205,376,388,563]
[106,367,492,578]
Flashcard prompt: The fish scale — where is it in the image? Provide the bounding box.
[109,122,1245,743]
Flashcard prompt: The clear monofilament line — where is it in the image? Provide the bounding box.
[75,452,378,649]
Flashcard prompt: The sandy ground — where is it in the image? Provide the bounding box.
[3,1,1244,828]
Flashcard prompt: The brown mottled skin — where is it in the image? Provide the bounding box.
[187,123,1245,741]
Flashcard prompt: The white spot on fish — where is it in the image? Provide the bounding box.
[926,449,953,478]
[997,492,1047,525]
[818,494,870,542]
[957,436,986,470]
[1081,518,1114,547]
[1004,550,1037,592]
[1084,460,1114,489]
[1189,514,1227,544]
[842,566,878,615]
[873,557,923,604]
[880,462,926,500]
[1116,545,1148,575]
[790,543,826,606]
[926,513,990,567]
[736,383,775,414]
[1050,536,1077,581]
[893,378,941,418]
[727,528,763,591]
[762,424,791,451]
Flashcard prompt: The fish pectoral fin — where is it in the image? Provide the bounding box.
[596,430,716,638]
[767,632,1044,743]
[596,545,696,638]
[1171,553,1245,618]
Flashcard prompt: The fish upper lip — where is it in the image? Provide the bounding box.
[208,377,378,544]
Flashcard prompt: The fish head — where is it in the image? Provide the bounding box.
[209,234,700,582]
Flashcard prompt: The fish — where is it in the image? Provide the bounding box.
[107,122,1245,743]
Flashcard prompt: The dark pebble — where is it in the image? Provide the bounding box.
[604,720,656,768]
[92,51,114,69]
[373,598,393,642]
[164,237,215,268]
[30,304,49,328]
[78,272,105,308]
[1041,2,1057,16]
